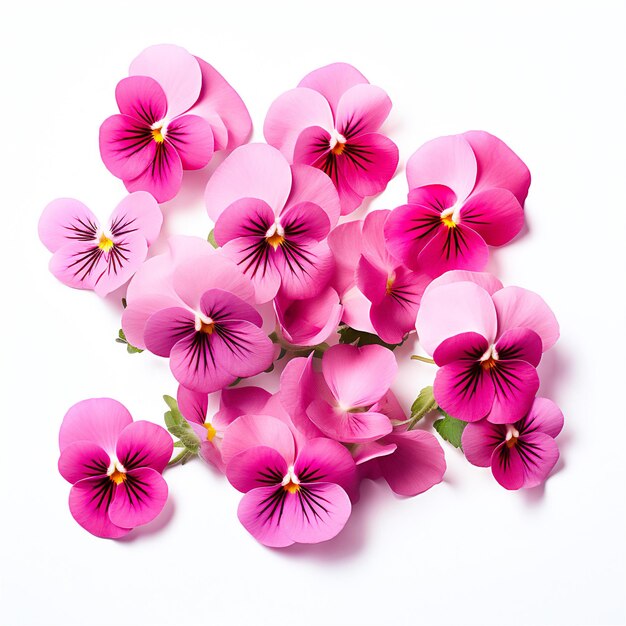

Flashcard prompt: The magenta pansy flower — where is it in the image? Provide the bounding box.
[416,271,559,424]
[224,414,357,547]
[38,192,162,296]
[385,132,530,276]
[177,384,271,471]
[58,398,173,538]
[462,397,564,490]
[264,62,399,214]
[205,143,341,303]
[100,44,252,203]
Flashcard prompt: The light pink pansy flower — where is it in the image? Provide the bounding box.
[385,132,530,276]
[223,414,357,547]
[39,192,162,296]
[462,397,564,490]
[416,271,559,424]
[58,398,173,538]
[205,143,341,303]
[100,44,251,203]
[264,62,399,214]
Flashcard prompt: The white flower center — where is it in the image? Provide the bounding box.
[107,458,127,484]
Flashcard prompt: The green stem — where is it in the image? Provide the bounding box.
[411,355,436,364]
[167,449,193,467]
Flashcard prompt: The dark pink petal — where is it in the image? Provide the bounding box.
[124,141,183,203]
[306,399,393,443]
[107,191,162,246]
[462,420,506,467]
[144,307,196,357]
[236,486,294,547]
[434,361,495,423]
[490,442,525,490]
[495,328,543,368]
[221,414,295,466]
[99,114,156,180]
[327,220,363,294]
[515,431,560,488]
[460,188,524,246]
[377,430,446,496]
[213,197,274,246]
[352,441,397,465]
[520,397,564,439]
[263,88,334,159]
[433,332,489,367]
[463,130,531,206]
[165,114,214,170]
[406,134,477,202]
[129,44,202,118]
[292,125,332,170]
[215,386,272,430]
[114,75,167,125]
[121,293,181,351]
[493,286,560,352]
[58,441,109,484]
[68,477,130,538]
[226,446,288,493]
[281,201,331,243]
[200,289,263,327]
[59,398,133,454]
[487,360,540,424]
[108,467,169,528]
[116,421,173,473]
[205,143,292,222]
[39,198,100,253]
[177,385,208,425]
[356,255,388,304]
[322,343,398,408]
[188,57,252,151]
[298,62,368,115]
[417,223,489,276]
[294,438,358,495]
[336,84,392,137]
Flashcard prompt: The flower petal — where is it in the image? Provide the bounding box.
[462,419,506,467]
[495,327,543,368]
[200,288,263,327]
[490,442,526,490]
[215,386,272,430]
[487,359,539,424]
[236,485,294,547]
[144,307,196,357]
[177,385,208,425]
[336,84,392,136]
[38,198,100,253]
[116,421,173,473]
[58,441,109,484]
[516,431,560,488]
[520,397,564,439]
[328,220,363,295]
[165,114,214,170]
[114,75,167,125]
[226,446,288,493]
[108,191,162,246]
[433,331,489,366]
[356,255,388,304]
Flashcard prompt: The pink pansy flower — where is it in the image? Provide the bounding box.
[224,414,357,547]
[385,132,530,276]
[100,44,252,203]
[38,192,162,296]
[58,398,173,538]
[462,397,564,490]
[416,271,559,424]
[264,63,399,214]
[205,143,341,303]
[177,384,271,471]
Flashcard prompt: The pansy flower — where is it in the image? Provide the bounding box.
[100,44,252,203]
[462,397,564,490]
[416,271,559,423]
[58,398,173,538]
[39,192,162,296]
[264,63,399,214]
[385,132,530,276]
[223,414,357,547]
[205,143,341,303]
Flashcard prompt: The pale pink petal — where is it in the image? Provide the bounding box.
[298,62,368,116]
[341,287,376,334]
[493,286,560,351]
[462,420,506,467]
[377,430,446,496]
[59,398,133,454]
[68,477,130,538]
[116,421,173,473]
[200,288,263,327]
[361,209,392,269]
[215,386,272,429]
[108,467,169,528]
[336,84,392,136]
[424,269,504,296]
[58,441,109,484]
[107,191,162,246]
[165,114,214,170]
[487,360,539,424]
[295,437,358,494]
[322,343,398,407]
[495,328,543,368]
[177,385,208,425]
[39,198,100,253]
[121,292,182,350]
[129,44,202,118]
[356,255,388,304]
[490,442,526,490]
[226,446,288,493]
[328,220,363,295]
[263,88,333,159]
[521,397,564,439]
[144,307,195,357]
[114,75,166,124]
[221,414,295,466]
[204,143,292,222]
[463,130,531,206]
[416,281,498,355]
[406,134,477,201]
[372,390,408,423]
[236,486,294,547]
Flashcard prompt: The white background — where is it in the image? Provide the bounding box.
[1,1,625,625]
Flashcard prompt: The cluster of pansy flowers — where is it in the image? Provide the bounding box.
[40,44,563,547]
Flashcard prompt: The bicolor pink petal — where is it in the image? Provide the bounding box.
[226,445,289,493]
[129,44,202,118]
[213,197,275,246]
[280,200,332,244]
[144,307,195,357]
[59,398,133,454]
[108,467,169,528]
[513,431,560,488]
[47,241,102,290]
[328,220,363,294]
[215,386,272,429]
[462,420,506,467]
[495,327,543,368]
[121,292,182,350]
[58,441,109,484]
[522,397,564,439]
[116,421,173,473]
[336,84,392,136]
[107,191,162,246]
[200,288,263,328]
[39,198,100,253]
[114,75,167,124]
[177,385,208,426]
[433,332,490,366]
[237,485,295,547]
[276,239,335,300]
[487,359,539,424]
[166,114,214,170]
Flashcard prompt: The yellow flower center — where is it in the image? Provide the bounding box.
[98,233,114,252]
[331,141,346,156]
[266,232,285,249]
[199,320,214,334]
[281,466,300,494]
[284,480,300,494]
[203,422,217,442]
[151,125,165,143]
[386,273,395,295]
[109,468,127,484]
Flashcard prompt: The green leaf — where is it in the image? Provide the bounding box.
[162,396,201,455]
[116,328,143,353]
[207,229,218,248]
[408,386,438,428]
[433,412,467,449]
[337,325,402,350]
[163,395,179,413]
